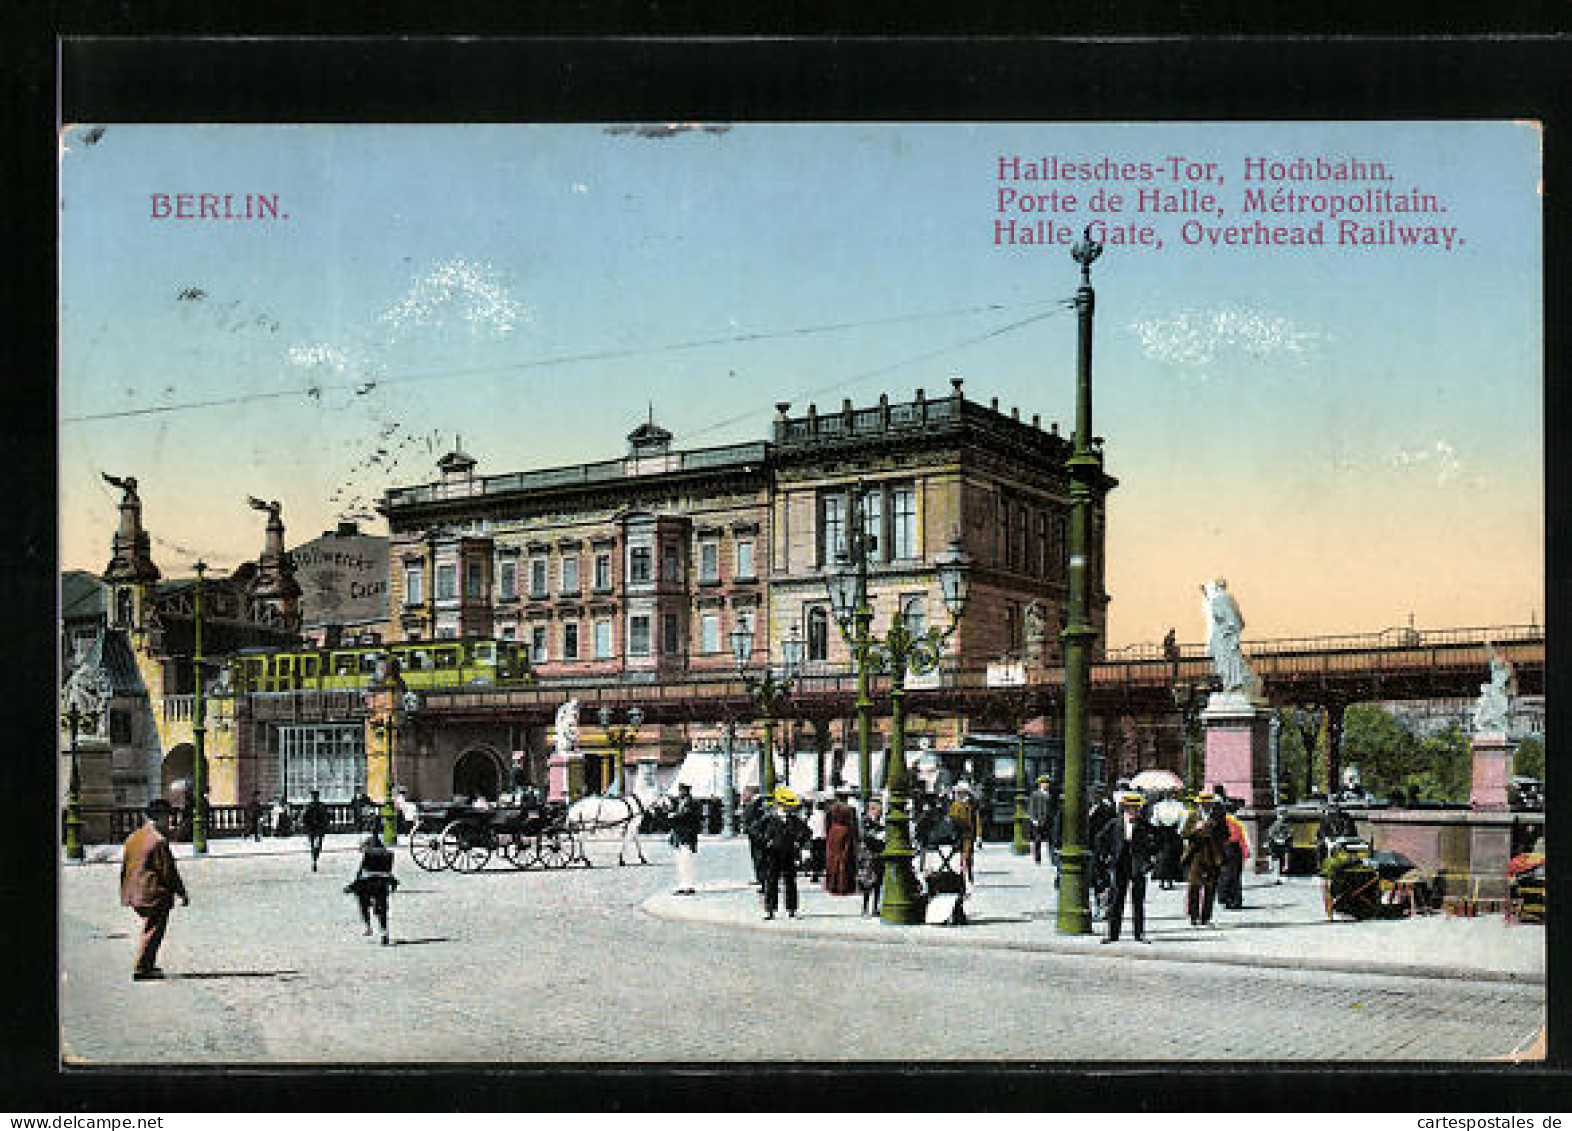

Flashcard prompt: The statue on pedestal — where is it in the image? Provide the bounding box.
[1472,653,1513,735]
[554,699,581,758]
[1201,578,1259,698]
[1024,600,1050,666]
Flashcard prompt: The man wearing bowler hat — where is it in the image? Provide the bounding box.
[1095,791,1157,943]
[119,798,189,981]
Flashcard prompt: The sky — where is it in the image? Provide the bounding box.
[58,121,1543,647]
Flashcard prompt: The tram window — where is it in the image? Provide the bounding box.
[405,651,428,672]
[278,656,293,675]
[434,648,458,670]
[474,643,494,662]
[303,656,319,677]
[333,654,355,676]
[361,653,380,674]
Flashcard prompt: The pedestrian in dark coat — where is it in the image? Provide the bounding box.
[301,790,331,871]
[345,833,399,945]
[245,791,265,842]
[1181,792,1230,926]
[823,792,859,895]
[119,799,189,980]
[1219,809,1253,910]
[760,790,811,920]
[1095,792,1158,943]
[1026,777,1056,865]
[668,783,702,895]
[947,782,981,882]
[742,793,770,890]
[1086,788,1118,918]
[1264,806,1295,882]
[857,799,886,917]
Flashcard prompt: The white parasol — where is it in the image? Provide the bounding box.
[1129,769,1185,793]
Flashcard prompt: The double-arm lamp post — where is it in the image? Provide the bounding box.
[825,484,971,926]
[191,561,210,855]
[598,706,643,796]
[732,620,802,799]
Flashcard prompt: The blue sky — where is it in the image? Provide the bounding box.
[59,121,1543,645]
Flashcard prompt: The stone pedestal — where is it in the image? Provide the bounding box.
[635,758,660,803]
[1201,692,1274,810]
[547,752,584,801]
[1470,732,1510,812]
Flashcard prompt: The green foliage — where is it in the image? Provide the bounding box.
[1514,736,1545,780]
[1340,705,1470,804]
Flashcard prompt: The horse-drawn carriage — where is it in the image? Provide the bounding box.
[407,797,578,873]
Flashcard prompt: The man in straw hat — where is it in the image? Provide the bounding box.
[1180,789,1230,927]
[1095,791,1158,943]
[119,798,190,981]
[759,788,812,920]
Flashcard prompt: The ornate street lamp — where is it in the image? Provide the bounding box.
[734,619,800,797]
[191,561,209,855]
[60,703,93,862]
[1055,225,1105,936]
[367,669,417,847]
[825,487,972,926]
[598,705,644,796]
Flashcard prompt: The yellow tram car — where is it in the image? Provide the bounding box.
[227,637,533,693]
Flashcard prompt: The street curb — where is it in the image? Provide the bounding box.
[63,841,367,867]
[640,895,1545,986]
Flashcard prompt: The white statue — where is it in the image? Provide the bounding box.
[1472,653,1512,734]
[1201,578,1256,694]
[61,646,113,736]
[554,699,581,758]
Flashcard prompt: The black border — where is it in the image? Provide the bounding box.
[9,31,1570,1112]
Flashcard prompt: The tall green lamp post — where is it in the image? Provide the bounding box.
[1055,227,1105,936]
[826,488,972,926]
[191,561,209,855]
[597,705,644,796]
[60,703,93,862]
[1011,709,1032,856]
[732,620,802,797]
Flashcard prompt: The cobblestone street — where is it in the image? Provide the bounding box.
[60,836,1544,1064]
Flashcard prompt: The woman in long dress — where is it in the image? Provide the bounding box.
[823,793,859,895]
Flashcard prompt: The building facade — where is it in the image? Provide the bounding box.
[377,380,1113,797]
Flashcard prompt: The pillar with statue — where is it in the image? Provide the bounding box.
[1198,579,1274,810]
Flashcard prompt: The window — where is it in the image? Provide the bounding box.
[405,563,425,606]
[821,493,846,565]
[661,612,680,655]
[735,538,755,579]
[109,709,132,744]
[435,647,459,669]
[561,556,579,594]
[629,546,652,583]
[663,542,680,581]
[699,540,720,582]
[437,627,457,640]
[530,626,548,664]
[466,561,484,599]
[279,723,365,803]
[1005,602,1021,655]
[563,622,579,660]
[1035,513,1048,579]
[862,489,882,561]
[594,553,612,591]
[501,626,516,642]
[891,487,916,559]
[436,563,456,600]
[593,619,613,659]
[499,561,516,600]
[628,615,651,656]
[529,558,548,599]
[700,613,720,654]
[1014,504,1029,572]
[807,606,829,663]
[902,595,926,637]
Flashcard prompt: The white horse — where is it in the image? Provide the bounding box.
[566,793,649,866]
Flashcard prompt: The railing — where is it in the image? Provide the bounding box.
[1102,623,1544,663]
[383,442,770,509]
[74,802,371,846]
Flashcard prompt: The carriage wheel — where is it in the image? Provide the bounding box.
[499,829,537,870]
[409,823,449,872]
[442,820,493,873]
[536,828,576,870]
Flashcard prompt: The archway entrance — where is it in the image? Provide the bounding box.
[160,744,208,803]
[452,749,501,801]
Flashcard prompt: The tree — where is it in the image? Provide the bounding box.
[1340,704,1423,799]
[1514,736,1545,780]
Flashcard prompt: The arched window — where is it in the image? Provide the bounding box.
[901,596,926,636]
[116,588,134,628]
[807,607,829,663]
